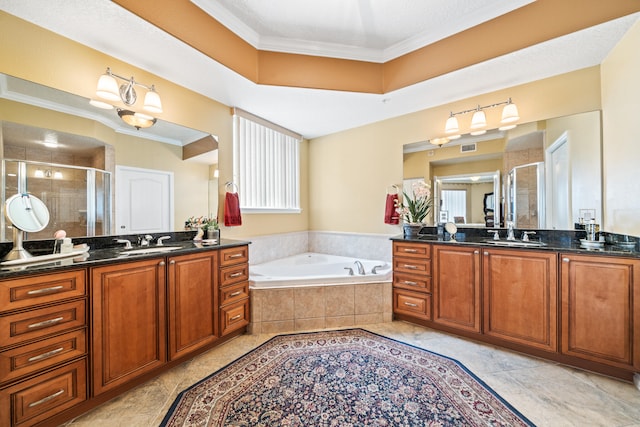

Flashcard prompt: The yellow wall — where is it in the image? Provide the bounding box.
[310,68,602,233]
[601,17,640,236]
[0,11,309,237]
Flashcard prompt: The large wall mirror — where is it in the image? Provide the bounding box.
[0,73,219,242]
[403,110,602,231]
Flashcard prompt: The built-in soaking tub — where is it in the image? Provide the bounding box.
[249,252,392,289]
[249,253,393,334]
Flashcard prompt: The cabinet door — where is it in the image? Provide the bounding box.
[433,245,481,333]
[561,254,640,370]
[483,249,557,352]
[167,252,218,360]
[91,259,167,396]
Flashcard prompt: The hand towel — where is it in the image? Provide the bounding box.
[384,193,399,224]
[224,191,242,226]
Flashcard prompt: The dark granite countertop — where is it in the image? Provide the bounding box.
[391,226,640,259]
[0,232,250,278]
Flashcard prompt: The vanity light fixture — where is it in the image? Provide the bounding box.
[444,98,519,137]
[94,67,163,128]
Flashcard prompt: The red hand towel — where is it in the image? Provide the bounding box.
[224,191,242,226]
[384,193,399,224]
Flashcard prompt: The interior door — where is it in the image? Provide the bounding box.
[546,134,570,229]
[116,166,174,234]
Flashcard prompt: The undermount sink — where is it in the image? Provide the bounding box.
[120,246,182,255]
[483,240,546,248]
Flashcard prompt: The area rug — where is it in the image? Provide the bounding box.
[161,329,534,426]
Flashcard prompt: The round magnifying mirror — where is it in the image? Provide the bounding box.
[444,222,457,241]
[5,193,50,232]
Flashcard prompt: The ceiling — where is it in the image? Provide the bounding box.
[1,1,639,139]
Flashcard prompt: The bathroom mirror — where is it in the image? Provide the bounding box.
[403,110,602,230]
[0,73,219,242]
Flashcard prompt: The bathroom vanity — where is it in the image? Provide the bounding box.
[392,233,640,383]
[0,238,249,427]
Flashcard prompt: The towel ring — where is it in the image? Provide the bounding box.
[225,181,239,193]
[386,185,399,195]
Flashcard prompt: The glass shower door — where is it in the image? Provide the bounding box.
[506,162,545,229]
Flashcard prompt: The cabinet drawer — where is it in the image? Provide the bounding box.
[0,329,86,385]
[220,264,249,287]
[0,270,86,313]
[0,358,86,427]
[220,282,249,306]
[393,242,431,259]
[393,257,431,276]
[393,273,431,292]
[0,300,86,348]
[219,246,249,266]
[393,289,431,320]
[220,299,249,336]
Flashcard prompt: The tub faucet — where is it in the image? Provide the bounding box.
[506,222,516,241]
[354,260,365,275]
[372,265,385,274]
[344,267,354,276]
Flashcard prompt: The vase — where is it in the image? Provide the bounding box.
[403,223,423,239]
[206,229,220,241]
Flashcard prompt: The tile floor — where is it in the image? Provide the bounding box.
[63,321,640,427]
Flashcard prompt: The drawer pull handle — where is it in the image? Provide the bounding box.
[229,291,242,297]
[403,264,418,270]
[27,286,64,295]
[229,253,243,258]
[230,315,242,321]
[404,302,418,307]
[229,272,243,278]
[28,347,64,363]
[28,389,64,407]
[403,249,418,253]
[28,317,64,329]
[403,280,418,286]
[562,258,570,263]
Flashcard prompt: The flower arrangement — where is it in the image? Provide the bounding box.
[395,181,433,224]
[185,215,219,231]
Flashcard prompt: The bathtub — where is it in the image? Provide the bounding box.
[249,252,392,289]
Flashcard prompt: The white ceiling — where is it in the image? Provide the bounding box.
[1,1,638,139]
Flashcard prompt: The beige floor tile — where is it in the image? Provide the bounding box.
[260,320,295,334]
[295,317,326,331]
[66,321,640,427]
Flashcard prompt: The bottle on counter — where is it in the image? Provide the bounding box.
[60,237,73,254]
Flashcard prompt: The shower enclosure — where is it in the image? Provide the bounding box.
[506,162,545,229]
[2,160,112,241]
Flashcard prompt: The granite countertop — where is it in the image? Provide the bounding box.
[0,235,250,278]
[391,227,640,259]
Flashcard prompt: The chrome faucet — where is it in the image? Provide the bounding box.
[156,236,171,246]
[506,221,516,241]
[354,260,365,275]
[487,230,500,240]
[114,239,132,250]
[139,235,154,246]
[522,231,536,242]
[372,264,385,274]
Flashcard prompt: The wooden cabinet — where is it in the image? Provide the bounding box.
[432,245,481,333]
[90,259,167,396]
[560,254,640,370]
[392,242,432,321]
[167,251,218,360]
[483,248,557,352]
[218,246,250,336]
[0,270,87,427]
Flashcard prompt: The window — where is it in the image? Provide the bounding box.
[232,109,302,213]
[441,190,467,223]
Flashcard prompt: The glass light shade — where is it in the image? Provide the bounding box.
[53,171,63,179]
[34,169,44,178]
[431,137,449,146]
[96,74,120,101]
[501,102,520,123]
[143,90,163,113]
[470,129,486,136]
[470,110,487,129]
[118,109,157,129]
[448,134,461,140]
[445,116,459,134]
[499,124,517,131]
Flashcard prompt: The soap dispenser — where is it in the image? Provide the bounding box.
[60,237,73,254]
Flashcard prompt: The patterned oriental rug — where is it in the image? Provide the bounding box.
[161,329,534,426]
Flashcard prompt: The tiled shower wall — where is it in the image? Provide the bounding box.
[247,231,394,265]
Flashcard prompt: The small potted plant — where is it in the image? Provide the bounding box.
[395,180,432,238]
[201,217,219,241]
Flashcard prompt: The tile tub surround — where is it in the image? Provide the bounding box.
[249,282,393,334]
[247,230,394,265]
